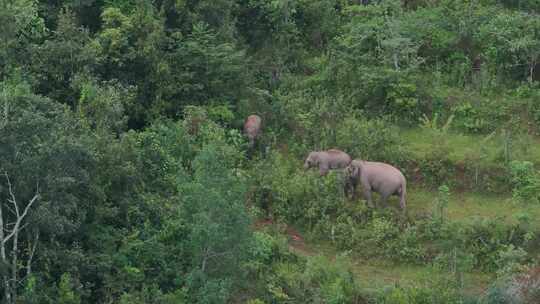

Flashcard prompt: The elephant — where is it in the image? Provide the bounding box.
[345,160,406,211]
[243,114,262,148]
[304,149,352,176]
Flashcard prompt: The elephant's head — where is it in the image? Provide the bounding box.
[345,160,362,179]
[304,152,319,170]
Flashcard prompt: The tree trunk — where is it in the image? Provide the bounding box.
[11,229,18,304]
[529,59,536,84]
[26,231,38,278]
[0,201,11,304]
[1,173,39,304]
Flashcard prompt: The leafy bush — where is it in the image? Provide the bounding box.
[252,151,347,231]
[509,160,540,204]
[386,81,423,124]
[451,217,531,272]
[432,185,450,224]
[274,91,350,154]
[495,245,529,278]
[451,102,489,133]
[433,248,475,284]
[417,145,456,188]
[358,216,425,263]
[267,255,364,304]
[335,115,409,165]
[418,212,533,274]
[376,274,464,304]
[518,84,540,135]
[332,209,425,263]
[483,266,540,304]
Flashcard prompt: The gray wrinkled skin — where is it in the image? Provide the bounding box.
[345,160,406,211]
[243,115,262,148]
[304,149,352,176]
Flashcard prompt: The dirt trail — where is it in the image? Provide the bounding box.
[254,219,314,256]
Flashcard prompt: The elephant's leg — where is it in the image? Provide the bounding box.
[363,188,374,208]
[344,181,351,199]
[345,178,357,200]
[398,188,406,211]
[379,192,391,208]
[319,165,329,176]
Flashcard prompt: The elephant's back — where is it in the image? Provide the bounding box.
[326,149,352,163]
[365,162,404,181]
[366,161,401,172]
[245,115,262,126]
[247,114,261,123]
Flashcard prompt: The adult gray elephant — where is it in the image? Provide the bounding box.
[304,149,352,176]
[243,114,262,148]
[345,160,406,211]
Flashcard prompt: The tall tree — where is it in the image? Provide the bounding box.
[0,79,95,303]
[0,0,46,79]
[30,8,98,107]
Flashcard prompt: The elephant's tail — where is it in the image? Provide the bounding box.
[399,180,406,211]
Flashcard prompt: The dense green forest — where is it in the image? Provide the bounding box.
[1,0,540,303]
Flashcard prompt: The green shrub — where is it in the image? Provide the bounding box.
[335,115,409,164]
[253,151,347,231]
[495,244,529,278]
[517,83,540,135]
[451,102,489,134]
[509,160,540,204]
[419,214,532,274]
[462,159,509,193]
[483,267,540,304]
[386,81,423,124]
[432,185,450,224]
[452,217,531,272]
[332,204,373,249]
[334,213,425,263]
[58,273,81,304]
[376,275,464,304]
[417,146,455,188]
[268,255,364,304]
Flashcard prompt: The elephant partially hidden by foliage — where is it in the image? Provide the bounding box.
[244,114,262,148]
[304,149,352,176]
[345,160,407,211]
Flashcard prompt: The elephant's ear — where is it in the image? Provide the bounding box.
[352,163,360,177]
[345,164,355,178]
[306,153,314,164]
